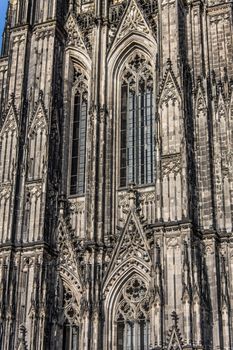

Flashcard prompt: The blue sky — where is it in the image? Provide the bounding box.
[0,0,8,48]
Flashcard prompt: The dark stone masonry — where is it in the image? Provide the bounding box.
[0,0,232,349]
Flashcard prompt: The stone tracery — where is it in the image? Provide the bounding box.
[120,52,154,187]
[0,0,232,349]
[115,277,150,350]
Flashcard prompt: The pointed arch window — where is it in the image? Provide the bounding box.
[62,286,80,350]
[116,277,150,350]
[0,108,18,183]
[63,323,79,350]
[120,54,154,188]
[70,70,88,196]
[28,108,48,181]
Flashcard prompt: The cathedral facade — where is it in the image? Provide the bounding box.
[0,0,233,349]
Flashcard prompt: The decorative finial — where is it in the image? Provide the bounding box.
[167,58,172,68]
[39,90,43,100]
[171,311,179,327]
[128,182,137,209]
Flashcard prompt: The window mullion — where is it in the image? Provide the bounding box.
[120,56,154,188]
[150,89,154,183]
[136,87,139,185]
[128,86,133,184]
[138,90,140,186]
[124,321,127,350]
[77,94,81,193]
[70,87,87,195]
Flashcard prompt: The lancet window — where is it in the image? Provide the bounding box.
[120,53,154,187]
[70,69,88,196]
[28,109,48,181]
[62,286,80,350]
[0,109,18,183]
[116,277,150,350]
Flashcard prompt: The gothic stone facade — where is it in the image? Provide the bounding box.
[0,0,233,349]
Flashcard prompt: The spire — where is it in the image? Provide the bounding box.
[1,2,11,56]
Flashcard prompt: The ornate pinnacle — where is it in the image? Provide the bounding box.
[171,311,179,327]
[128,182,137,210]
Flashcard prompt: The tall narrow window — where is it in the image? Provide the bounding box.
[120,53,154,187]
[116,278,150,350]
[62,286,80,350]
[63,323,79,350]
[70,70,88,195]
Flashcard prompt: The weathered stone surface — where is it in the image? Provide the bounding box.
[0,0,232,349]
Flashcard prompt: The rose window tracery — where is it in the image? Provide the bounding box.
[124,278,147,303]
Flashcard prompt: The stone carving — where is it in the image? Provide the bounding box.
[113,0,150,45]
[115,218,151,266]
[0,0,232,349]
[57,220,83,291]
[28,91,48,132]
[63,284,81,325]
[166,312,184,350]
[65,12,87,51]
[159,62,181,104]
[0,103,18,134]
[161,155,181,176]
[116,276,150,320]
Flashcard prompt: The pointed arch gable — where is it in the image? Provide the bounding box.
[57,220,83,293]
[158,67,182,106]
[103,210,152,306]
[104,265,150,322]
[167,327,183,350]
[108,34,156,83]
[103,230,152,350]
[104,211,152,280]
[65,12,89,55]
[216,93,227,114]
[0,104,19,184]
[0,104,18,136]
[109,0,155,53]
[195,84,207,112]
[57,219,84,329]
[29,99,48,135]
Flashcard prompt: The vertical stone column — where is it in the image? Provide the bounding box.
[202,236,221,350]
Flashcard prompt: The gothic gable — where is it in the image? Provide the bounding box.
[195,80,207,113]
[65,12,88,53]
[57,219,83,294]
[29,92,48,135]
[0,99,18,184]
[159,61,181,105]
[216,92,227,118]
[104,208,152,294]
[167,327,183,350]
[166,313,184,350]
[0,102,18,136]
[111,0,151,47]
